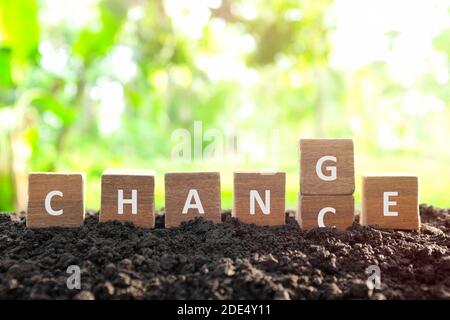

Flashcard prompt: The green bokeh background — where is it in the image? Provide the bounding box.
[1,0,449,212]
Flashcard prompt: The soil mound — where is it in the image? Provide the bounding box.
[0,205,448,299]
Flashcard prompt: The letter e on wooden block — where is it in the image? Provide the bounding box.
[300,139,354,195]
[233,172,285,226]
[100,169,155,228]
[361,175,420,231]
[165,172,221,228]
[298,195,354,230]
[27,172,85,228]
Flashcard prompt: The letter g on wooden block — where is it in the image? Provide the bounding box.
[165,172,221,228]
[100,169,155,228]
[27,172,85,228]
[233,172,285,226]
[300,139,355,195]
[361,175,420,231]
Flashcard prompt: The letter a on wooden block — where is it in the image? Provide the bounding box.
[165,172,221,228]
[361,175,420,230]
[298,195,354,230]
[27,172,85,228]
[100,169,155,228]
[233,172,285,226]
[300,139,354,195]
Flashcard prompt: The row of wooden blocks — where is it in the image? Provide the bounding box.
[26,139,420,231]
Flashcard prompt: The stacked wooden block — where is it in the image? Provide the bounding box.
[26,138,420,231]
[296,139,419,231]
[297,139,355,230]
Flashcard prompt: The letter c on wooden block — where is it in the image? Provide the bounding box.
[317,207,336,228]
[297,195,354,231]
[27,172,85,228]
[45,190,64,216]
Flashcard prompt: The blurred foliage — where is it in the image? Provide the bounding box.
[0,0,449,211]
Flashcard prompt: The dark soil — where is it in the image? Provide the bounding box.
[0,205,449,300]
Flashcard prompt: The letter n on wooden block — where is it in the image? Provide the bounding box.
[165,172,221,228]
[27,172,85,228]
[300,139,354,195]
[233,172,285,226]
[100,169,155,228]
[361,175,420,231]
[298,195,354,230]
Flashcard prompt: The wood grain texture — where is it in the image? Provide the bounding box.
[100,169,155,228]
[233,172,285,226]
[300,139,354,195]
[27,173,85,228]
[165,172,221,228]
[361,175,420,231]
[297,194,354,230]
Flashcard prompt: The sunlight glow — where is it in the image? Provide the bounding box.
[39,41,69,76]
[0,108,16,130]
[110,46,137,82]
[331,0,450,82]
[90,80,125,135]
[164,0,211,39]
[40,0,99,29]
[195,19,257,84]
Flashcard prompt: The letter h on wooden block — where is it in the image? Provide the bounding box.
[361,175,420,230]
[27,172,85,228]
[100,169,155,228]
[165,172,221,228]
[233,172,285,226]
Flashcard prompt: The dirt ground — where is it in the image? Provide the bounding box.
[0,205,449,300]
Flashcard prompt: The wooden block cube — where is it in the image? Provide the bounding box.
[27,172,85,228]
[100,169,155,228]
[233,172,285,226]
[165,172,221,228]
[297,194,354,230]
[300,139,355,195]
[361,175,420,230]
